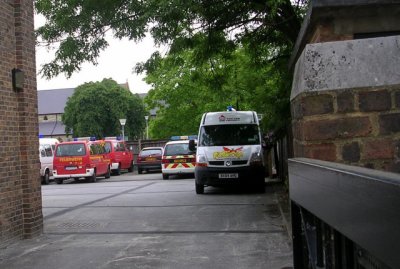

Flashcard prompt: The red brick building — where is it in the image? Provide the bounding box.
[290,1,400,173]
[0,0,43,245]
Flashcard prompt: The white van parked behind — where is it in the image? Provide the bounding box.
[39,138,59,184]
[190,110,265,194]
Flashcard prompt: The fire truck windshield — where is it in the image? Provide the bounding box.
[56,144,86,157]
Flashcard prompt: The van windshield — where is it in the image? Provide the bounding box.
[199,124,260,146]
[56,144,86,157]
[164,143,193,156]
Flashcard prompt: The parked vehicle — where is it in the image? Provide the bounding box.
[53,140,111,184]
[39,138,59,184]
[162,137,196,180]
[190,109,265,194]
[136,147,163,174]
[103,139,134,175]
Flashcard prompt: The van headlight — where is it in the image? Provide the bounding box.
[196,154,208,167]
[250,151,263,166]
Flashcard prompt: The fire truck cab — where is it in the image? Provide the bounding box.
[53,139,111,184]
[103,138,134,175]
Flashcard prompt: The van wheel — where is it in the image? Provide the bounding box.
[42,170,50,185]
[55,178,63,184]
[105,166,111,179]
[128,162,134,173]
[115,164,121,175]
[162,174,169,180]
[89,171,97,183]
[257,177,265,193]
[195,183,204,194]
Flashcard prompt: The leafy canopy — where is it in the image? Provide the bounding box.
[35,0,307,78]
[62,79,146,139]
[36,0,308,136]
[140,41,291,139]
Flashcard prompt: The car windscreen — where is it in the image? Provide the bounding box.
[140,149,162,157]
[164,143,193,156]
[199,124,260,146]
[55,144,86,157]
[113,141,126,152]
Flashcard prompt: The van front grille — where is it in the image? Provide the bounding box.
[209,160,247,166]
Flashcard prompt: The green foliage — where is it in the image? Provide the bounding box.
[36,0,309,137]
[140,43,292,139]
[36,0,307,78]
[62,79,145,139]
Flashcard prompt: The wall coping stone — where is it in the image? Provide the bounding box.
[291,35,400,100]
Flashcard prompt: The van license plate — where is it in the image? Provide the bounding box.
[65,166,77,170]
[219,173,238,179]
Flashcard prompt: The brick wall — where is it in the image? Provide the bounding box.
[291,87,400,173]
[310,22,353,43]
[0,0,43,246]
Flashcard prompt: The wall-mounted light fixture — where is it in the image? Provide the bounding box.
[12,68,24,92]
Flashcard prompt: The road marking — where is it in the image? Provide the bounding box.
[45,230,285,235]
[44,182,156,220]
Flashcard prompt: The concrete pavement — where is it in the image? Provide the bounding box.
[0,173,293,269]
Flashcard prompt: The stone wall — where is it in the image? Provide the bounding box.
[0,0,43,245]
[291,36,400,173]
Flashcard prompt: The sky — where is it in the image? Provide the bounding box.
[35,15,165,94]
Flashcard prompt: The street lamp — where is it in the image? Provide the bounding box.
[144,116,149,140]
[119,118,126,140]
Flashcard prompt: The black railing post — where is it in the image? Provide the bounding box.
[289,158,400,269]
[291,201,306,268]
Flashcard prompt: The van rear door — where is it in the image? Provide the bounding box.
[54,142,88,175]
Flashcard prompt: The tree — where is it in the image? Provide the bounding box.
[36,0,308,136]
[62,79,146,139]
[35,0,307,78]
[140,43,291,138]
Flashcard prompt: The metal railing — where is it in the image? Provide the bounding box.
[126,139,168,163]
[289,158,400,269]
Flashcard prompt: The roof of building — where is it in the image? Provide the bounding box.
[39,121,67,136]
[38,88,75,115]
[38,83,131,115]
[289,0,400,69]
[137,93,162,116]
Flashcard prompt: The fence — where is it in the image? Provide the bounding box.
[126,139,168,163]
[289,158,400,268]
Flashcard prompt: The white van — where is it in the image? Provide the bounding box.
[190,110,265,194]
[39,138,59,184]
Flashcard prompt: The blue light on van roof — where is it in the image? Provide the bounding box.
[38,134,44,138]
[170,135,198,141]
[73,137,95,141]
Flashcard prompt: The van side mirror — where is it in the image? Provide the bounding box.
[262,140,267,149]
[188,139,196,152]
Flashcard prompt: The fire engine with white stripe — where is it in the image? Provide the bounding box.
[161,136,197,180]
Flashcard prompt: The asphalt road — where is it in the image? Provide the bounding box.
[0,171,293,269]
